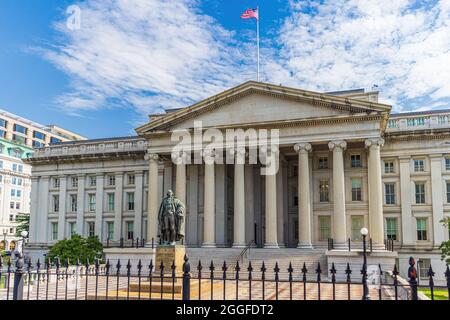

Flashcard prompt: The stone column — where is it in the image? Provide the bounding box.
[365,138,385,247]
[146,153,160,246]
[328,140,347,247]
[39,177,50,243]
[113,173,123,241]
[399,156,413,245]
[203,150,216,247]
[76,175,85,236]
[175,152,187,239]
[163,161,173,193]
[430,154,445,244]
[294,143,313,249]
[58,175,67,240]
[95,173,104,240]
[233,148,246,248]
[134,171,144,240]
[263,146,279,248]
[29,177,39,243]
[187,165,199,246]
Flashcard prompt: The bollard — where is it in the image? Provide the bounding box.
[13,252,25,300]
[182,255,191,300]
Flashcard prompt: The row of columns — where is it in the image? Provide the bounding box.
[145,138,385,249]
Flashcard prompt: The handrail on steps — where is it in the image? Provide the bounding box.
[235,240,256,264]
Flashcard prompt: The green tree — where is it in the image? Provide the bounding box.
[14,213,30,237]
[439,217,450,264]
[47,235,103,265]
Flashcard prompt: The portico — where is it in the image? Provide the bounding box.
[136,81,391,250]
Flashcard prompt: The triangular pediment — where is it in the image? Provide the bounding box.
[136,81,391,134]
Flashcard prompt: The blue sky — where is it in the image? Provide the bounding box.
[1,0,450,139]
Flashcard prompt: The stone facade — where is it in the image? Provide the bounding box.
[25,82,450,284]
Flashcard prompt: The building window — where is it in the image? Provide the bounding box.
[71,177,78,188]
[107,193,115,211]
[107,222,114,240]
[351,216,364,241]
[50,137,62,144]
[69,222,77,238]
[13,124,27,134]
[407,117,425,126]
[388,119,397,128]
[53,177,60,188]
[127,192,135,211]
[0,130,5,138]
[0,118,6,127]
[385,218,397,240]
[414,159,425,172]
[416,218,428,241]
[89,176,96,187]
[127,174,135,185]
[415,182,425,204]
[417,259,431,279]
[51,222,58,241]
[18,165,23,173]
[318,216,331,241]
[385,183,395,205]
[108,175,115,186]
[32,140,44,148]
[88,194,96,212]
[319,180,329,202]
[447,182,450,203]
[10,146,24,157]
[33,131,46,140]
[52,195,59,212]
[70,194,77,212]
[16,203,20,210]
[351,155,361,168]
[351,179,362,201]
[126,222,134,240]
[87,222,95,237]
[445,158,450,171]
[318,157,328,169]
[9,214,14,222]
[384,161,394,174]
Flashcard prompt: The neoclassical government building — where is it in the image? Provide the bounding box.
[26,82,450,282]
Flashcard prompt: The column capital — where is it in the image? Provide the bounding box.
[365,138,385,148]
[294,142,312,153]
[145,153,159,162]
[328,140,347,151]
[171,150,189,165]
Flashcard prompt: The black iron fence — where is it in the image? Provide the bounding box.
[1,254,449,301]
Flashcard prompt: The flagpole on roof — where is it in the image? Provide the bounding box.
[256,6,260,82]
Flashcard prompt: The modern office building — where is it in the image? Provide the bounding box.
[0,108,86,252]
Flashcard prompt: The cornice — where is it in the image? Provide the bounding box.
[142,114,385,139]
[136,81,391,134]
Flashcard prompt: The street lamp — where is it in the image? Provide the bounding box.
[360,227,370,300]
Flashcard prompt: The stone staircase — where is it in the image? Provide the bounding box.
[186,248,328,280]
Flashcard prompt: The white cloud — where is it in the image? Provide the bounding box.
[43,0,450,118]
[43,0,257,116]
[276,0,450,112]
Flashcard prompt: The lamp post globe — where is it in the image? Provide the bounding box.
[360,227,368,237]
[360,227,370,300]
[21,231,28,238]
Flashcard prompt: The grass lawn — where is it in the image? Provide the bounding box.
[420,288,449,300]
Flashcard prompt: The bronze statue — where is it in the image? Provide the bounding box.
[158,190,185,245]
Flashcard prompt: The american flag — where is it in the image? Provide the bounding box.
[240,8,259,20]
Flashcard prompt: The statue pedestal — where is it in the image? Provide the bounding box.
[155,245,186,275]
